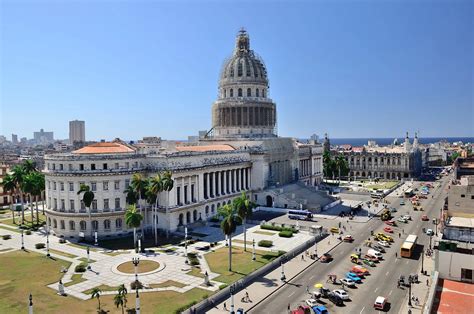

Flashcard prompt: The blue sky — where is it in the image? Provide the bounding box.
[1,0,473,141]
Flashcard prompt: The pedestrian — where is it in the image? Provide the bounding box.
[399,233,401,238]
[288,303,291,311]
[426,279,429,286]
[395,252,398,258]
[301,254,305,261]
[223,302,227,311]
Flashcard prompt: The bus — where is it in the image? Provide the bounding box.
[400,234,418,258]
[288,210,313,221]
[404,189,414,198]
[371,190,384,199]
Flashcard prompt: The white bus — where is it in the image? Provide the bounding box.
[288,210,313,221]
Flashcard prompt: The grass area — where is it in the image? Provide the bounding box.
[0,225,20,233]
[367,181,398,190]
[156,247,177,254]
[205,246,282,284]
[98,234,182,250]
[0,212,46,229]
[233,239,253,245]
[0,250,211,313]
[149,280,186,289]
[82,284,120,295]
[48,249,78,259]
[253,230,276,236]
[64,274,87,287]
[117,260,160,274]
[186,267,205,278]
[78,257,96,263]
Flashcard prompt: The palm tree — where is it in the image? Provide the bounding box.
[218,203,240,271]
[234,191,256,252]
[131,173,147,235]
[125,204,143,249]
[77,184,95,239]
[335,154,349,184]
[322,151,332,183]
[1,174,16,224]
[90,287,102,311]
[117,284,128,308]
[114,292,126,314]
[161,171,174,236]
[22,159,37,173]
[148,174,163,245]
[124,185,138,205]
[10,165,26,224]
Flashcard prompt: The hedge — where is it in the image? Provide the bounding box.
[187,252,200,266]
[261,224,298,233]
[2,235,11,240]
[258,240,273,247]
[279,230,293,238]
[75,263,87,273]
[35,243,45,249]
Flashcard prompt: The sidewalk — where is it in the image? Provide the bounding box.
[207,236,342,313]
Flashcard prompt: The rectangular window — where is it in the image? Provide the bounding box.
[79,164,84,170]
[53,182,57,190]
[177,186,181,205]
[91,182,97,191]
[461,268,473,281]
[461,194,465,198]
[125,179,130,189]
[91,164,96,170]
[70,200,75,210]
[191,184,195,202]
[59,164,64,170]
[103,163,108,170]
[61,199,65,210]
[69,182,74,192]
[60,182,64,191]
[184,185,188,204]
[115,198,120,209]
[52,164,56,170]
[114,180,120,190]
[134,162,138,168]
[115,163,119,169]
[48,197,51,208]
[103,181,108,191]
[92,200,97,210]
[54,198,58,210]
[104,199,109,210]
[48,181,51,189]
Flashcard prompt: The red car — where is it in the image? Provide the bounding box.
[383,226,393,233]
[385,220,395,226]
[421,215,429,221]
[343,235,354,242]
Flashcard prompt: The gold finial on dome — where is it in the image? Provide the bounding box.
[236,27,249,53]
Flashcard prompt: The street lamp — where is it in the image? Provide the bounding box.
[429,235,433,250]
[252,239,256,261]
[280,257,286,282]
[46,226,50,257]
[86,246,91,270]
[433,218,439,237]
[28,293,33,314]
[135,288,141,314]
[132,257,140,283]
[184,226,189,264]
[229,284,235,314]
[420,250,424,274]
[408,276,412,307]
[21,229,25,250]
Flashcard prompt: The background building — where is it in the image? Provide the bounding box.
[33,128,54,145]
[69,120,86,144]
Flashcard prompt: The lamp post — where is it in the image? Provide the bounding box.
[28,293,33,314]
[252,239,256,261]
[408,277,412,307]
[433,218,439,237]
[184,226,189,264]
[135,288,141,314]
[429,235,433,250]
[21,229,25,250]
[229,284,235,314]
[46,225,50,257]
[86,246,91,270]
[420,250,424,274]
[280,257,286,282]
[132,257,140,283]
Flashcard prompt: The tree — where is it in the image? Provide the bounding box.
[218,203,241,271]
[124,185,138,205]
[77,184,95,239]
[131,173,147,235]
[1,174,16,224]
[125,204,143,249]
[322,151,333,182]
[22,159,37,173]
[23,171,45,227]
[234,191,256,252]
[335,154,349,183]
[10,165,26,224]
[148,174,163,245]
[161,171,174,237]
[90,287,102,311]
[114,292,126,314]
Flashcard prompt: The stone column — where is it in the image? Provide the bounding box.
[215,171,220,196]
[243,168,247,190]
[232,169,236,192]
[206,172,210,199]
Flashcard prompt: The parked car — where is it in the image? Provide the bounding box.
[362,258,376,267]
[332,289,349,300]
[372,244,386,253]
[397,217,408,223]
[236,309,245,314]
[367,249,383,260]
[311,305,328,314]
[339,278,356,287]
[402,215,412,220]
[305,299,318,307]
[374,296,387,310]
[345,272,362,283]
[364,255,379,262]
[343,235,354,242]
[421,215,429,221]
[400,200,405,205]
[320,253,333,263]
[426,229,434,236]
[351,265,370,275]
[390,207,397,213]
[327,292,344,306]
[383,226,393,233]
[377,241,390,247]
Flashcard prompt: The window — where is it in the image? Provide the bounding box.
[256,88,259,97]
[81,200,85,210]
[53,182,57,190]
[134,161,138,168]
[48,181,51,189]
[125,179,130,189]
[59,164,64,170]
[60,182,64,191]
[91,164,96,170]
[230,66,234,77]
[115,198,120,209]
[92,220,98,231]
[238,88,242,97]
[60,220,65,229]
[70,200,75,211]
[80,221,86,231]
[52,164,56,170]
[247,88,251,97]
[79,164,84,170]
[177,186,181,205]
[230,89,233,97]
[53,219,57,228]
[103,163,108,170]
[68,164,73,171]
[69,182,74,192]
[115,163,119,169]
[103,181,108,191]
[184,186,188,204]
[116,218,122,229]
[262,89,266,97]
[69,221,75,231]
[471,195,474,200]
[461,194,465,198]
[191,184,195,202]
[54,198,58,210]
[92,200,97,210]
[104,199,109,210]
[238,61,243,76]
[114,180,120,190]
[61,199,65,210]
[104,220,111,230]
[91,182,97,191]
[224,89,227,98]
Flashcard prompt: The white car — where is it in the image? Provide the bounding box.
[426,229,434,236]
[305,298,318,307]
[403,215,412,220]
[377,241,390,247]
[339,278,356,287]
[332,289,350,300]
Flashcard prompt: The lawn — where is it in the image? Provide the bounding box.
[186,267,205,278]
[149,280,186,289]
[117,260,160,274]
[205,246,282,284]
[0,212,46,229]
[0,250,212,313]
[366,181,398,190]
[82,284,120,295]
[64,274,86,287]
[48,248,78,259]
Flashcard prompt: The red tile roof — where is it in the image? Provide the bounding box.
[175,144,235,152]
[73,142,135,154]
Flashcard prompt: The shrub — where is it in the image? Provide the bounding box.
[219,284,228,290]
[59,238,66,244]
[2,234,11,240]
[35,243,45,249]
[279,230,293,238]
[277,250,286,256]
[74,263,87,273]
[131,280,143,290]
[25,230,32,235]
[261,224,298,234]
[187,252,200,266]
[174,301,197,314]
[258,240,273,247]
[209,216,220,222]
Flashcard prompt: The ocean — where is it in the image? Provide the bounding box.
[312,137,474,147]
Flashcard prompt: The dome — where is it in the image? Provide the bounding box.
[219,29,269,87]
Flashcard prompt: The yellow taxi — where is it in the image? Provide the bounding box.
[330,227,340,233]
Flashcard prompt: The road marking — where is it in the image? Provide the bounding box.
[374,287,378,293]
[360,306,365,314]
[386,271,389,276]
[389,290,393,296]
[288,291,295,298]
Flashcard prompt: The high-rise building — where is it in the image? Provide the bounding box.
[33,128,54,144]
[69,120,85,143]
[11,134,18,144]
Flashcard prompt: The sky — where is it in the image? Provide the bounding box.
[1,0,473,141]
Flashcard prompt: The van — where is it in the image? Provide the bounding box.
[367,249,383,260]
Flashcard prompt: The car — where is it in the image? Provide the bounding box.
[383,226,393,233]
[330,227,340,233]
[345,272,362,283]
[422,215,429,221]
[377,240,390,247]
[362,259,376,267]
[364,254,379,262]
[372,244,386,253]
[400,200,405,205]
[402,215,412,220]
[382,234,394,242]
[320,253,333,263]
[236,309,244,314]
[327,292,344,306]
[374,296,387,310]
[390,207,397,213]
[306,299,318,307]
[352,265,370,275]
[426,229,434,236]
[397,217,408,223]
[332,289,349,300]
[311,305,328,314]
[385,220,396,226]
[343,235,354,242]
[339,278,356,287]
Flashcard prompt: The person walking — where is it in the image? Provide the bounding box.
[426,279,429,286]
[223,302,227,311]
[306,285,310,294]
[288,303,291,312]
[395,252,398,258]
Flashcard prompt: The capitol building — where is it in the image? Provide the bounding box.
[43,30,328,239]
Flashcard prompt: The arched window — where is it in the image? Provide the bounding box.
[262,89,266,97]
[92,220,98,231]
[237,62,243,77]
[193,210,197,222]
[60,220,65,229]
[217,202,221,209]
[116,218,122,229]
[230,89,233,97]
[104,220,111,230]
[205,206,209,216]
[247,88,251,97]
[211,204,215,214]
[178,213,184,226]
[53,219,57,228]
[238,88,242,97]
[186,212,191,224]
[69,221,75,230]
[256,88,259,97]
[224,89,227,98]
[80,221,87,231]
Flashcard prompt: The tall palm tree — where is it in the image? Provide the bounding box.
[335,154,349,184]
[22,174,36,227]
[148,174,163,245]
[117,283,128,309]
[10,165,26,224]
[161,171,174,237]
[322,151,332,183]
[114,292,126,314]
[125,204,143,249]
[218,203,240,271]
[22,159,37,173]
[124,185,138,205]
[234,191,256,252]
[91,287,102,311]
[77,184,95,239]
[1,173,17,224]
[131,173,147,235]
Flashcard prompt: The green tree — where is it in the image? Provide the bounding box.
[335,154,349,183]
[148,174,163,245]
[218,203,241,271]
[161,171,174,237]
[90,287,102,311]
[1,173,17,224]
[23,171,45,227]
[234,191,256,252]
[114,292,126,314]
[124,185,138,205]
[125,204,143,249]
[77,184,95,239]
[131,173,147,236]
[10,165,26,224]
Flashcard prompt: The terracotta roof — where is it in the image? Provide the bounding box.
[73,142,136,154]
[175,144,235,152]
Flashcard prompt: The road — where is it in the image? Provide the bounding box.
[248,176,449,314]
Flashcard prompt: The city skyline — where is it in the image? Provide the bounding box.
[1,1,473,140]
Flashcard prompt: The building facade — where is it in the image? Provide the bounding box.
[69,120,86,144]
